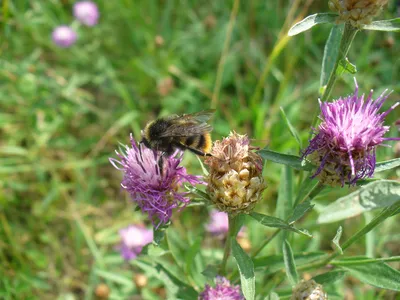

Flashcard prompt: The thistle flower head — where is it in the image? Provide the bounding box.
[328,0,388,27]
[52,26,77,48]
[199,276,244,300]
[110,135,202,226]
[291,280,327,300]
[206,209,246,237]
[118,225,153,261]
[73,1,100,26]
[303,79,399,186]
[204,132,266,215]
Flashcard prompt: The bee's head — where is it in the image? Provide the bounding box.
[140,130,151,149]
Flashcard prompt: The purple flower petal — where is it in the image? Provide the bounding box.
[199,276,244,300]
[73,1,100,26]
[118,225,153,261]
[52,26,77,48]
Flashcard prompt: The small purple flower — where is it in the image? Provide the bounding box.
[110,134,202,226]
[73,1,99,26]
[52,26,77,48]
[303,79,399,186]
[199,276,244,300]
[119,225,153,260]
[206,209,245,237]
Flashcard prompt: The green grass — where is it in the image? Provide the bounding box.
[1,0,400,299]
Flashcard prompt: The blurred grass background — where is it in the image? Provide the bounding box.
[1,0,399,299]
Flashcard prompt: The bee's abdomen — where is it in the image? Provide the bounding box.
[183,133,212,153]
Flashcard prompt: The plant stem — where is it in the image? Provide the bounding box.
[221,214,237,274]
[310,22,358,132]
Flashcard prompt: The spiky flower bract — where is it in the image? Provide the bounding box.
[204,132,266,215]
[73,1,100,26]
[52,26,77,48]
[199,276,244,300]
[110,135,202,226]
[118,225,153,261]
[291,280,327,300]
[329,0,388,27]
[303,79,399,186]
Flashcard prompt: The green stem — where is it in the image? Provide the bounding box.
[298,200,400,271]
[221,214,237,275]
[310,22,358,132]
[251,182,325,257]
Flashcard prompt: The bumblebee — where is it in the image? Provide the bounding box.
[141,110,214,157]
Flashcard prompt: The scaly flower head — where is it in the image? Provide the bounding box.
[204,132,266,215]
[110,134,202,226]
[73,1,100,26]
[199,276,244,300]
[52,26,77,48]
[291,280,327,300]
[303,79,399,186]
[329,0,388,27]
[119,225,153,260]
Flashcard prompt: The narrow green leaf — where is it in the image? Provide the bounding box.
[276,165,293,250]
[288,13,338,36]
[318,180,400,223]
[282,240,299,285]
[184,185,211,202]
[265,292,280,300]
[361,18,400,32]
[293,176,319,207]
[185,238,203,286]
[250,212,312,237]
[94,269,133,287]
[341,262,400,291]
[279,107,302,148]
[320,24,344,89]
[312,270,347,285]
[336,57,357,75]
[153,222,170,245]
[375,158,400,172]
[253,252,326,271]
[332,226,343,254]
[257,149,314,171]
[232,239,255,300]
[201,265,219,279]
[288,200,314,224]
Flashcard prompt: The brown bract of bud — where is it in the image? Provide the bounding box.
[95,283,110,299]
[291,279,327,300]
[328,0,388,27]
[204,132,266,215]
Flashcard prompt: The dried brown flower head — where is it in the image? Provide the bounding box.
[328,0,388,27]
[291,279,327,300]
[204,132,266,215]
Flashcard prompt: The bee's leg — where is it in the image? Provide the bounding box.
[157,152,166,176]
[175,142,212,157]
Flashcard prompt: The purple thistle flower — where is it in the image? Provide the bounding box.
[206,209,246,238]
[110,134,202,226]
[303,79,399,186]
[52,26,77,48]
[73,1,100,27]
[199,276,244,300]
[118,225,153,261]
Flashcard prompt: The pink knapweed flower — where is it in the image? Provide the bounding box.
[199,276,244,300]
[110,134,202,226]
[52,26,77,48]
[119,225,153,260]
[206,209,245,237]
[303,79,399,186]
[73,1,100,26]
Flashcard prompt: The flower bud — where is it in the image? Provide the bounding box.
[204,132,266,215]
[328,0,389,27]
[291,280,327,300]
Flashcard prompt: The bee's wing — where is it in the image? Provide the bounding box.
[180,109,215,123]
[158,123,213,137]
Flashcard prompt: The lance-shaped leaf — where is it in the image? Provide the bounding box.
[289,13,338,36]
[257,149,314,171]
[361,18,400,32]
[283,240,299,285]
[232,239,255,300]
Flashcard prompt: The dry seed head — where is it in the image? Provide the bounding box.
[328,0,388,27]
[291,280,327,300]
[204,132,266,215]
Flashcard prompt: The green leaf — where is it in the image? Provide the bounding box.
[313,270,347,285]
[185,237,203,286]
[264,292,280,300]
[361,18,400,32]
[153,222,170,245]
[318,180,400,224]
[279,107,302,149]
[375,158,400,173]
[94,269,134,287]
[232,239,255,300]
[336,57,357,75]
[282,240,299,285]
[201,265,219,279]
[332,226,343,254]
[288,200,314,224]
[288,13,338,36]
[257,149,314,171]
[276,165,293,250]
[320,24,344,90]
[341,262,400,291]
[254,252,326,271]
[250,212,312,237]
[184,185,211,202]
